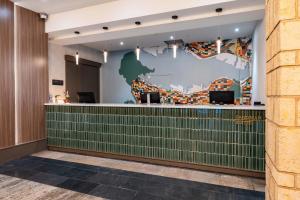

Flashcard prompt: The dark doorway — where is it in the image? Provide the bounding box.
[65,55,101,103]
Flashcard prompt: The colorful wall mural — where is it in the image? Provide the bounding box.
[102,37,253,105]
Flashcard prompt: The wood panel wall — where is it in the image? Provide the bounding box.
[0,0,15,148]
[15,6,48,144]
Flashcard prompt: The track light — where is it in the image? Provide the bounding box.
[172,44,177,58]
[216,37,222,54]
[103,50,108,63]
[75,52,79,65]
[136,46,140,61]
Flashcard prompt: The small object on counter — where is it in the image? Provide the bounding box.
[54,95,60,103]
[55,95,64,104]
[49,94,53,103]
[254,101,265,106]
[64,91,71,103]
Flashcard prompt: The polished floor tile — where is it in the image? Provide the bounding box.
[33,150,265,192]
[0,151,266,200]
[57,179,98,194]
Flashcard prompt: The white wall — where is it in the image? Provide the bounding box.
[48,43,103,98]
[252,19,266,104]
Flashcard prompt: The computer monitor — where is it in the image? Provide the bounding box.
[209,91,235,105]
[77,92,96,103]
[140,92,161,104]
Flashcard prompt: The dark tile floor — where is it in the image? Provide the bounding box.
[0,156,265,200]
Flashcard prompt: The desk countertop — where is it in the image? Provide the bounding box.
[44,103,265,110]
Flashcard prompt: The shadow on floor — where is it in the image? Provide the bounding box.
[0,156,264,200]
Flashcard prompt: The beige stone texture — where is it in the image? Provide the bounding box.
[267,26,280,61]
[298,0,300,17]
[297,99,300,126]
[277,67,300,95]
[276,127,300,173]
[272,51,297,71]
[266,154,295,188]
[273,97,296,126]
[266,59,274,73]
[277,187,300,200]
[266,165,277,200]
[266,97,274,121]
[278,0,296,21]
[296,174,300,188]
[266,73,272,96]
[265,188,270,200]
[271,69,277,95]
[266,120,277,163]
[266,0,300,199]
[296,50,300,65]
[280,20,300,51]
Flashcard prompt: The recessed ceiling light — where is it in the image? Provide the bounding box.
[215,8,223,13]
[172,15,178,20]
[120,41,124,46]
[170,35,174,40]
[235,28,240,32]
[135,21,141,25]
[74,31,80,34]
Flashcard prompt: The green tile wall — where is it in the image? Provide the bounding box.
[46,106,265,172]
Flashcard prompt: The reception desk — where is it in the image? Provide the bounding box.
[45,103,265,177]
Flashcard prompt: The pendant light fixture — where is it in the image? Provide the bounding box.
[103,50,108,63]
[172,44,177,59]
[136,46,140,61]
[216,37,222,54]
[171,33,177,59]
[75,52,79,65]
[215,8,223,54]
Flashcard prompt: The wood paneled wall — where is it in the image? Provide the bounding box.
[15,6,48,144]
[0,0,15,148]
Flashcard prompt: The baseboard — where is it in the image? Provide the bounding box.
[48,146,265,179]
[0,139,47,164]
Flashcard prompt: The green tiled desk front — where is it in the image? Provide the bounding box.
[46,105,265,172]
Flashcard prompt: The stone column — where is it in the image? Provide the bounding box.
[265,0,300,199]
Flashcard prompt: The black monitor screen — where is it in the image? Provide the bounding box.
[209,91,235,105]
[77,92,96,103]
[140,92,160,104]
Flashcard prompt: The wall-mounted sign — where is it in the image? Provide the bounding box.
[52,79,64,86]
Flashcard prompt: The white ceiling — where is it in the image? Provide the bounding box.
[12,0,117,14]
[11,0,264,53]
[83,21,258,51]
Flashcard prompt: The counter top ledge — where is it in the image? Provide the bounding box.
[44,103,265,110]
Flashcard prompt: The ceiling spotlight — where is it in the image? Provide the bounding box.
[172,15,178,20]
[215,8,223,13]
[235,28,240,32]
[120,41,124,46]
[136,46,140,61]
[170,35,174,40]
[74,31,80,35]
[135,21,141,25]
[75,52,79,65]
[102,26,109,30]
